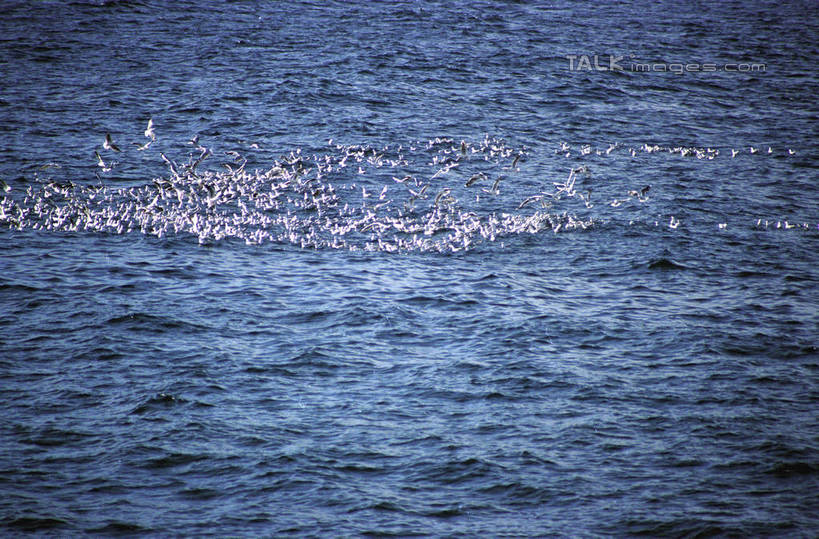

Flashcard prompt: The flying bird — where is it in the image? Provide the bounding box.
[95,151,112,172]
[144,119,156,141]
[103,133,121,152]
[465,172,485,187]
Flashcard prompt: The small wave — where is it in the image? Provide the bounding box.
[766,461,818,478]
[105,312,206,333]
[86,521,149,535]
[4,516,69,531]
[141,451,207,470]
[647,257,689,270]
[0,282,42,293]
[130,392,187,415]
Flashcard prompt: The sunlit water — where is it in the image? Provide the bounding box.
[1,1,817,536]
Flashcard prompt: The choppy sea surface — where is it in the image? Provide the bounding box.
[1,1,818,536]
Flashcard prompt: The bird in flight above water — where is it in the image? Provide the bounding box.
[104,133,121,152]
[144,119,156,141]
[465,172,485,187]
[95,151,112,172]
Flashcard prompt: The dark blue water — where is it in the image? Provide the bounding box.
[2,1,818,536]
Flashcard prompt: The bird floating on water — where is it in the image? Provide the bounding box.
[627,185,650,201]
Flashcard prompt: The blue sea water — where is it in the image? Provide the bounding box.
[1,0,818,536]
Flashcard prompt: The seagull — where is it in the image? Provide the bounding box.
[160,152,179,177]
[624,185,650,202]
[95,151,112,172]
[482,182,498,196]
[750,146,758,154]
[144,119,156,141]
[433,187,451,207]
[517,194,543,209]
[731,149,740,158]
[579,188,593,208]
[408,184,428,199]
[103,133,121,152]
[189,147,212,174]
[465,172,485,187]
[669,216,679,229]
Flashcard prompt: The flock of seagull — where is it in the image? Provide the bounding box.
[0,123,812,252]
[555,141,797,159]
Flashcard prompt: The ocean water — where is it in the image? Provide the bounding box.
[1,0,818,536]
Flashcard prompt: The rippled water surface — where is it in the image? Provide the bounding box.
[1,1,818,536]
